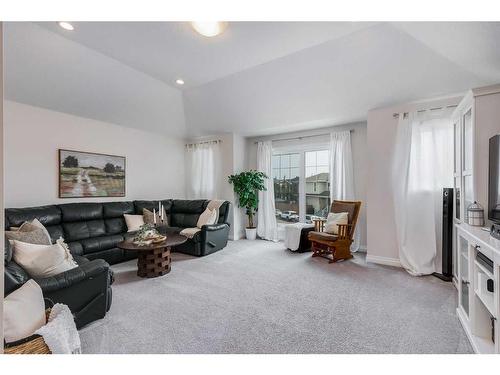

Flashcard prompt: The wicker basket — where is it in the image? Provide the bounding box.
[3,310,52,354]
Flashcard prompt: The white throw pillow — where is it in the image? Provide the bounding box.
[324,212,349,235]
[197,208,217,228]
[4,279,46,343]
[124,214,145,232]
[12,239,78,278]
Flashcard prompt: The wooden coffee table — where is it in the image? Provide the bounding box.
[117,234,187,278]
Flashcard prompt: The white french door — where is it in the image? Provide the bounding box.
[272,142,330,226]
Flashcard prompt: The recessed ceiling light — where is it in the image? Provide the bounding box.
[58,22,74,31]
[176,79,185,86]
[191,22,227,37]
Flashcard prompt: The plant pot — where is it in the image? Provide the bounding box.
[245,227,257,240]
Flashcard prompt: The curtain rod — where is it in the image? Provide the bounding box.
[185,139,222,147]
[392,104,458,119]
[253,129,354,144]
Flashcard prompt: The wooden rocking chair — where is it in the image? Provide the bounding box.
[308,200,362,263]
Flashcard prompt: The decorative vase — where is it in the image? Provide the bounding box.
[245,228,257,240]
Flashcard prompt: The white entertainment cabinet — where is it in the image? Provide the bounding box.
[456,223,500,353]
[452,84,500,353]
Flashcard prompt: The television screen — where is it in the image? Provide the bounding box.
[489,135,500,223]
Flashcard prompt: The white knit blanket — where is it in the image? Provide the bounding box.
[284,223,314,251]
[35,303,81,354]
[180,200,225,239]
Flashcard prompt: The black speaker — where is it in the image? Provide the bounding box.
[433,188,453,282]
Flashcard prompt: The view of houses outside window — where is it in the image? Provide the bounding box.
[305,150,330,221]
[273,153,300,224]
[273,149,330,224]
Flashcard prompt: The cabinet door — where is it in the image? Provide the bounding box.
[458,233,470,317]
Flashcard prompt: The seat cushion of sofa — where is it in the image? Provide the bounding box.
[84,247,136,265]
[80,234,125,254]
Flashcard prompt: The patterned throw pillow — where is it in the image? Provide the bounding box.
[143,208,169,226]
[5,228,52,245]
[6,218,52,245]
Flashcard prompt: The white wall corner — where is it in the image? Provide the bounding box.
[365,254,402,268]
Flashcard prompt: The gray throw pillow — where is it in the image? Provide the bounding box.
[6,219,52,245]
[143,208,169,226]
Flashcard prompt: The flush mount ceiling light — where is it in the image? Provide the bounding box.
[175,79,185,85]
[58,21,74,31]
[191,22,227,37]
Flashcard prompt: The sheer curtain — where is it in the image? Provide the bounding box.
[257,141,278,241]
[185,141,221,199]
[392,110,453,276]
[329,131,360,251]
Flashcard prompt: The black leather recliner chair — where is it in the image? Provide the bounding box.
[4,199,231,328]
[4,239,113,329]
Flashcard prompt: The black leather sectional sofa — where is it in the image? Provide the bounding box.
[4,199,231,328]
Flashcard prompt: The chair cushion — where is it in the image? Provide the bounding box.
[105,217,127,235]
[63,220,106,242]
[308,231,338,242]
[59,203,103,222]
[102,201,134,218]
[5,205,62,229]
[79,234,125,254]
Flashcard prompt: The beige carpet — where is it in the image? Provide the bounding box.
[79,239,472,354]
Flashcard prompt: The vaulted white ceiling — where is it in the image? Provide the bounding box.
[35,22,378,89]
[5,21,500,137]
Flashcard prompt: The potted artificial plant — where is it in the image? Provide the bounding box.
[228,170,268,240]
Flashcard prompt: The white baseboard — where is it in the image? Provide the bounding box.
[365,254,401,268]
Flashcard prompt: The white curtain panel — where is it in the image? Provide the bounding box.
[392,110,454,276]
[329,131,360,251]
[185,141,221,199]
[257,141,278,241]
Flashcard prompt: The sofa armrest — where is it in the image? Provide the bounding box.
[35,258,113,293]
[201,223,229,232]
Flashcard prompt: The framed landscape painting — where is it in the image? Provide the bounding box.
[59,149,126,198]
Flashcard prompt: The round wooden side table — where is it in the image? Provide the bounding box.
[117,234,187,278]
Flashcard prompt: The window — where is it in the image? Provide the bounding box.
[273,149,330,225]
[305,150,330,221]
[273,153,300,224]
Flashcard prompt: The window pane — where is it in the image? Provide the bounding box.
[317,166,329,175]
[272,155,280,169]
[305,151,316,167]
[274,153,300,225]
[281,154,290,168]
[279,168,287,180]
[273,168,279,180]
[305,166,316,178]
[316,150,329,166]
[290,153,300,168]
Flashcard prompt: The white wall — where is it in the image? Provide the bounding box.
[366,96,461,265]
[4,101,186,208]
[246,122,368,248]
